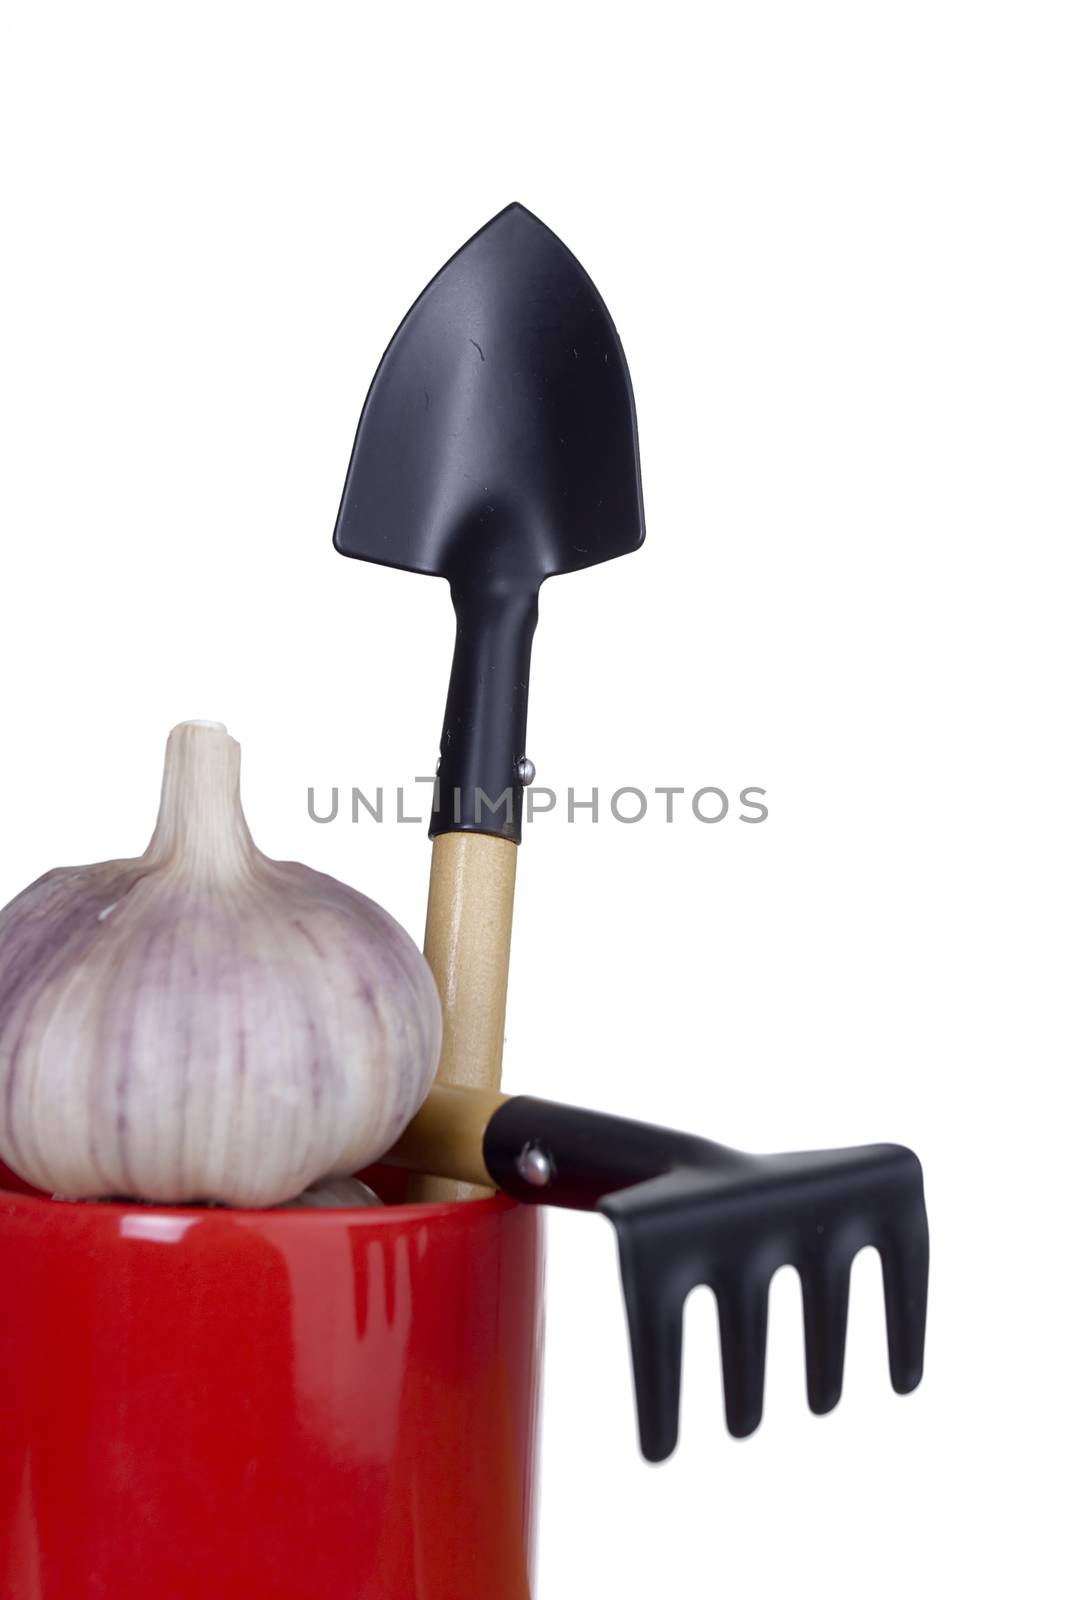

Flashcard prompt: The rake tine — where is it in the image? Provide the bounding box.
[715,1271,770,1439]
[800,1252,852,1416]
[880,1223,929,1395]
[613,1230,687,1463]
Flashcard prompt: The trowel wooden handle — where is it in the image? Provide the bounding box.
[424,831,516,1089]
[407,832,517,1201]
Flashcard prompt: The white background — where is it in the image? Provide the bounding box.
[1,3,1064,1595]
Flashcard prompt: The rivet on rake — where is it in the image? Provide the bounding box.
[516,1140,554,1187]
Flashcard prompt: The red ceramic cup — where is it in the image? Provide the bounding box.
[0,1163,543,1600]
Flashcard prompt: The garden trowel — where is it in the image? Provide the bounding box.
[334,203,644,1195]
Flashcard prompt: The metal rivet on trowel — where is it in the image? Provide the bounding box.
[516,758,536,786]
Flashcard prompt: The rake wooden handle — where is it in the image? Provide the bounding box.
[406,832,517,1202]
[388,1082,505,1190]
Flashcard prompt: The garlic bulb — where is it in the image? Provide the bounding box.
[0,721,441,1207]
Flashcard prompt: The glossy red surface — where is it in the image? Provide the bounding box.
[0,1165,543,1599]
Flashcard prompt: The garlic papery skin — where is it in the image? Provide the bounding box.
[0,722,442,1207]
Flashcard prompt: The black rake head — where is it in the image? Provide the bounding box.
[601,1141,928,1461]
[485,1097,929,1462]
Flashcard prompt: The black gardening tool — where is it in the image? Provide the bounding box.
[388,1085,930,1461]
[334,204,646,1180]
[335,201,643,842]
[488,1098,928,1460]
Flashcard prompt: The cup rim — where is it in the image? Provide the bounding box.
[0,1161,519,1228]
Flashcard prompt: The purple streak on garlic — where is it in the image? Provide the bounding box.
[0,722,442,1207]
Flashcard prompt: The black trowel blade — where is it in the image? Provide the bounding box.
[333,203,644,586]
